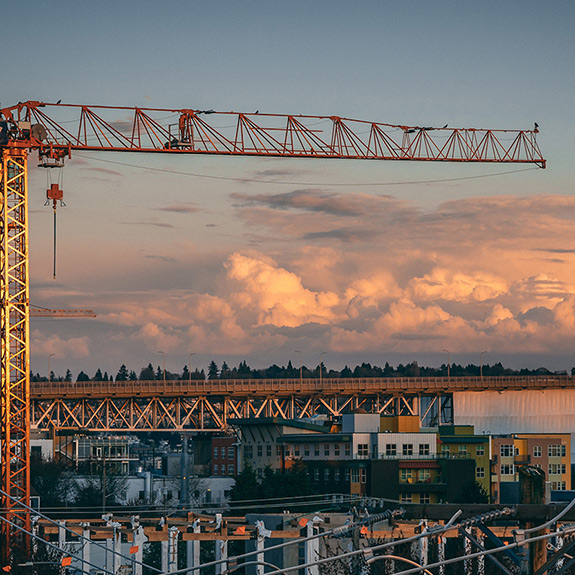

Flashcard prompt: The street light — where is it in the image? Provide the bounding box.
[442,349,450,379]
[48,353,55,383]
[188,352,196,384]
[294,350,302,385]
[480,350,488,379]
[158,350,166,383]
[319,352,327,387]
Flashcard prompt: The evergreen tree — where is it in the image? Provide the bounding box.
[116,364,129,381]
[181,365,190,381]
[77,370,90,381]
[64,369,72,382]
[208,361,219,380]
[228,464,259,514]
[341,365,353,378]
[129,370,138,380]
[220,361,230,379]
[93,368,104,381]
[139,363,155,380]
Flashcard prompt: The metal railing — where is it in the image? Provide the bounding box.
[30,375,575,399]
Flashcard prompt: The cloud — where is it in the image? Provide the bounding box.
[29,191,575,372]
[158,204,200,214]
[125,221,176,228]
[31,331,90,359]
[407,269,508,303]
[224,253,340,327]
[232,189,409,218]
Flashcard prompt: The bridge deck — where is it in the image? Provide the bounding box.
[31,375,575,399]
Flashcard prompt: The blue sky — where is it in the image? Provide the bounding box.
[3,1,575,377]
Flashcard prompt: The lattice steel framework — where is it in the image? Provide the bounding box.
[1,101,546,166]
[0,149,30,564]
[30,391,453,431]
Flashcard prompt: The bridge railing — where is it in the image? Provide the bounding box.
[30,375,575,398]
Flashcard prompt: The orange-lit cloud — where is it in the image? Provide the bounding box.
[29,191,575,373]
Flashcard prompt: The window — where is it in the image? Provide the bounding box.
[304,445,310,456]
[400,494,412,503]
[549,445,562,457]
[358,444,369,457]
[442,444,450,456]
[533,446,542,457]
[324,469,330,481]
[228,446,235,459]
[334,444,340,456]
[277,445,282,457]
[345,468,350,482]
[314,469,319,481]
[418,469,430,482]
[257,444,263,457]
[548,463,566,475]
[400,469,413,483]
[500,445,514,458]
[419,493,430,504]
[294,445,300,457]
[213,447,219,459]
[403,444,413,456]
[386,444,397,456]
[334,469,340,481]
[351,469,360,483]
[562,445,567,457]
[244,445,253,460]
[324,444,330,456]
[228,464,235,475]
[315,445,320,456]
[458,445,468,456]
[419,444,430,456]
[476,467,485,478]
[213,464,218,475]
[266,445,272,457]
[500,464,514,475]
[476,445,485,456]
[345,443,351,457]
[360,468,366,484]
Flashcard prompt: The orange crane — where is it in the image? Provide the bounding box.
[29,305,96,318]
[0,101,545,564]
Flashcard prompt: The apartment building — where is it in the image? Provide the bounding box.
[211,435,239,477]
[437,425,491,496]
[491,433,571,503]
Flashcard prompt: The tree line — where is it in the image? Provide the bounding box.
[30,359,572,383]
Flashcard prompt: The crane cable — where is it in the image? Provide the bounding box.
[77,153,541,187]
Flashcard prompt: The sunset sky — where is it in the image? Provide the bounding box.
[3,1,575,378]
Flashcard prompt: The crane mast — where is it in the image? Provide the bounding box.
[0,101,545,565]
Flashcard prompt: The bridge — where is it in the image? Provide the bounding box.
[30,375,574,432]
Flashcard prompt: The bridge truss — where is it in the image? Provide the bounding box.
[31,390,452,431]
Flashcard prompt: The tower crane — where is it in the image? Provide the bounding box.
[0,100,545,564]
